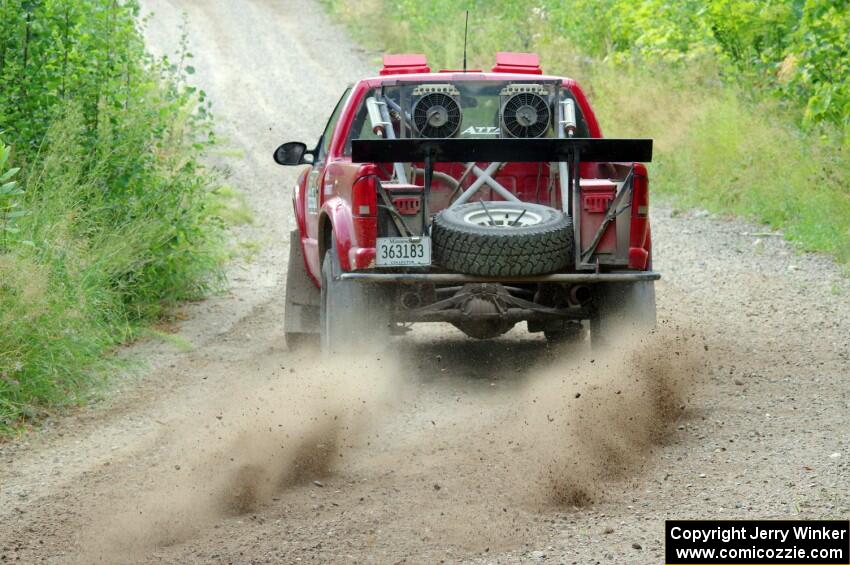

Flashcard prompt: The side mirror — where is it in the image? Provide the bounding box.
[273,142,312,166]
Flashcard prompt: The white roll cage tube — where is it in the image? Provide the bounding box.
[453,96,576,210]
[450,162,520,206]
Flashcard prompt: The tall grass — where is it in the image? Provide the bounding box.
[323,0,850,264]
[587,64,850,262]
[0,2,230,432]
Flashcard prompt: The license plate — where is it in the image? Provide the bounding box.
[376,237,431,267]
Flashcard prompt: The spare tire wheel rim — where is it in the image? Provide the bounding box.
[462,205,543,228]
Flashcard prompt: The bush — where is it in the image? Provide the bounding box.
[0,1,226,431]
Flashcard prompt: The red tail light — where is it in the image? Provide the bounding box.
[628,164,650,269]
[352,167,378,218]
[352,165,378,249]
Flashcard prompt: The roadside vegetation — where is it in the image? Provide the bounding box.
[0,1,228,432]
[325,0,850,263]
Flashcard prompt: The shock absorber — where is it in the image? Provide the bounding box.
[557,97,577,214]
[365,96,408,184]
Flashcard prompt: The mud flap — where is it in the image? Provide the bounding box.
[590,280,656,348]
[284,230,320,341]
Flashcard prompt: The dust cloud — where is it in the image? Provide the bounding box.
[80,323,706,562]
[512,323,705,506]
[81,348,403,563]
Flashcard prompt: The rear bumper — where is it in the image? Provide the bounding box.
[339,271,661,284]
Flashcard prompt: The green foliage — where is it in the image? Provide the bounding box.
[324,0,850,263]
[791,0,850,134]
[0,1,227,431]
[327,0,850,138]
[587,65,850,263]
[0,139,25,252]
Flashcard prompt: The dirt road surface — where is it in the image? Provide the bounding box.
[1,1,848,563]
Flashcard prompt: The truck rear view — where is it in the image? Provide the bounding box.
[276,52,658,352]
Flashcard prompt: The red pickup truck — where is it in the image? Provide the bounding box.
[275,53,658,352]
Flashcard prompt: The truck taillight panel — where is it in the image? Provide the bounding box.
[352,167,378,249]
[352,169,378,217]
[628,163,650,270]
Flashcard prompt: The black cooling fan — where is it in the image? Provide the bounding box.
[502,92,551,138]
[413,93,462,138]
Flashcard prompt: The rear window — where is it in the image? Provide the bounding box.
[344,80,589,155]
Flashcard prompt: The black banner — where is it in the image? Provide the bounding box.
[666,520,849,564]
[351,137,653,164]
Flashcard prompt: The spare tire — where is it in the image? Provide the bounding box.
[432,201,574,276]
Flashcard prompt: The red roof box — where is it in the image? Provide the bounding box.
[492,52,542,74]
[380,54,430,76]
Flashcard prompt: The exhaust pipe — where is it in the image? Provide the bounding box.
[569,285,592,306]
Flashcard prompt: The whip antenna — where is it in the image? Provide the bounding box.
[462,10,469,72]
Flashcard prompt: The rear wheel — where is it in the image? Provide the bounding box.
[320,236,392,354]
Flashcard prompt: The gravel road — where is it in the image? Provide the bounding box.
[1,1,848,563]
